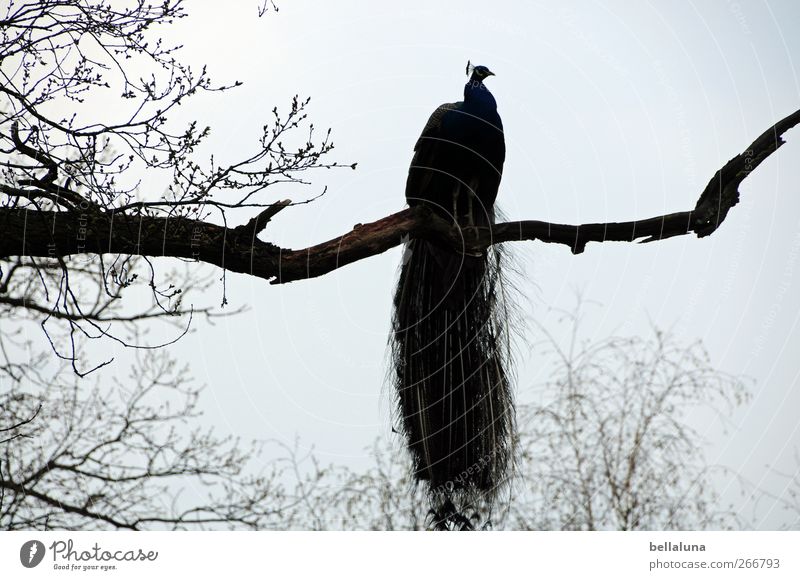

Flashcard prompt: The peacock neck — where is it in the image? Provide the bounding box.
[463,77,497,112]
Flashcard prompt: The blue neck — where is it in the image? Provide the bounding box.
[463,77,497,111]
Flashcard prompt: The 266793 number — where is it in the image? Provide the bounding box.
[735,559,780,569]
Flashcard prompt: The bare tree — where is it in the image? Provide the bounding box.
[0,230,296,529]
[0,0,347,372]
[509,314,750,530]
[0,348,292,530]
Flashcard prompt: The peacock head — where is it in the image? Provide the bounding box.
[466,61,495,82]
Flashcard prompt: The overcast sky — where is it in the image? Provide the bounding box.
[101,1,800,528]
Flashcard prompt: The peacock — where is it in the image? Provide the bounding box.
[391,62,514,530]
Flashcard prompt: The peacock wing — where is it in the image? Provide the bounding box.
[405,101,461,205]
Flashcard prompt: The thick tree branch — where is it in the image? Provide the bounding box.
[1,107,798,285]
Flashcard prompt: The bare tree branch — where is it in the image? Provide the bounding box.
[2,105,798,286]
[0,350,297,530]
[0,0,346,369]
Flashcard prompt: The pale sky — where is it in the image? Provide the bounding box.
[97,1,800,528]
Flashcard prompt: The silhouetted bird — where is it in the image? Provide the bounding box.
[391,63,513,530]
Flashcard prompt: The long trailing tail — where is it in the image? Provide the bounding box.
[390,231,514,530]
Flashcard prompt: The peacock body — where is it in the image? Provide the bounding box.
[391,64,514,529]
